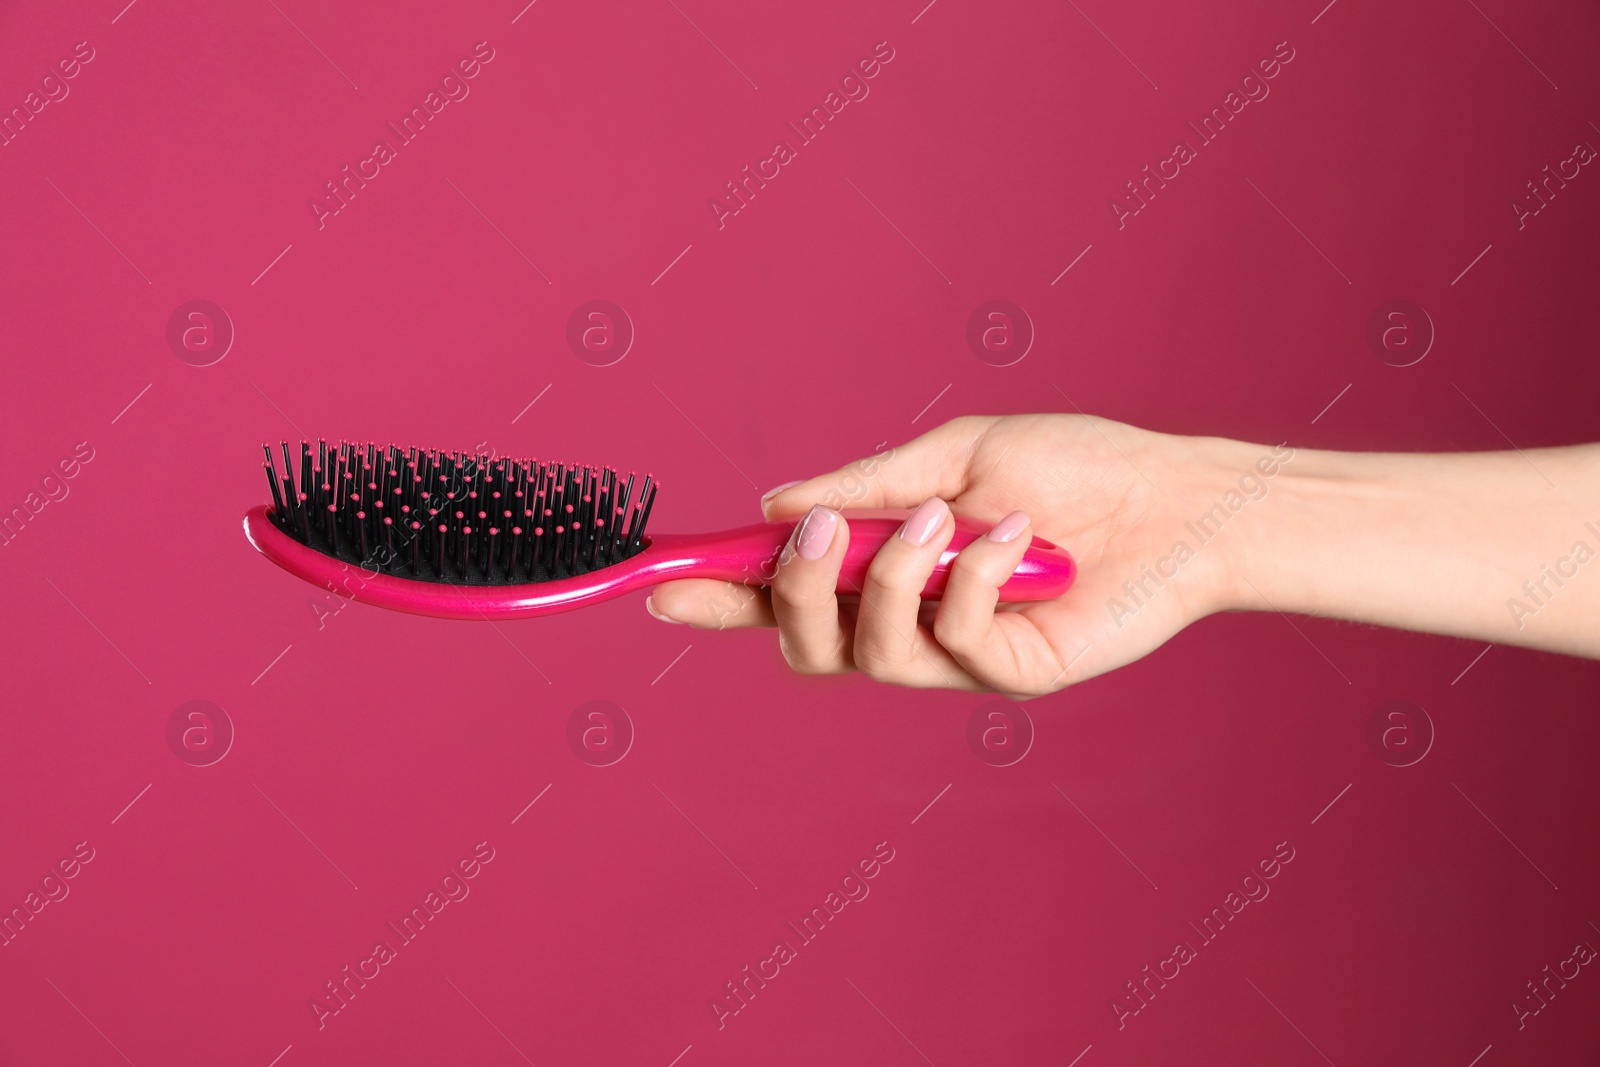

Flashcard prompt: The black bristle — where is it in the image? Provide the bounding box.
[264,461,285,515]
[300,442,313,514]
[262,440,660,585]
[634,476,657,550]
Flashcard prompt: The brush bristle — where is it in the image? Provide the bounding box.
[262,440,657,585]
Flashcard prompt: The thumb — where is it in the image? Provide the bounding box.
[758,416,993,520]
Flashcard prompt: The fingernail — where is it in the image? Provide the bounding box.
[760,480,803,507]
[795,505,838,560]
[987,510,1030,543]
[645,595,684,623]
[899,497,950,547]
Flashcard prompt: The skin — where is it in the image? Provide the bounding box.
[646,414,1600,698]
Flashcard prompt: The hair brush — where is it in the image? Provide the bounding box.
[243,440,1077,620]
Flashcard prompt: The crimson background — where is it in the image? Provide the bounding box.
[2,0,1598,1064]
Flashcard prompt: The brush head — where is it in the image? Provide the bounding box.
[261,440,658,586]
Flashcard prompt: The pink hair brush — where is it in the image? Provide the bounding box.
[243,440,1076,620]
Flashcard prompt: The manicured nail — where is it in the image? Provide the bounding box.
[795,505,838,560]
[899,497,950,547]
[987,510,1030,543]
[645,595,684,623]
[760,480,803,508]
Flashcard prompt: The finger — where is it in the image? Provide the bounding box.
[770,506,853,673]
[852,497,978,688]
[647,580,774,630]
[758,416,996,520]
[933,510,1066,694]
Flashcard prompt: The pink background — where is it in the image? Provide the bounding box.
[3,0,1599,1063]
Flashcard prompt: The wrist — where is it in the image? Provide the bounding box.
[1150,433,1310,620]
[1211,444,1408,618]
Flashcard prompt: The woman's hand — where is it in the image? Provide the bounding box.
[644,414,1253,697]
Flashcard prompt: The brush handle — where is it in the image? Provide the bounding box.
[245,505,1075,620]
[651,510,1076,601]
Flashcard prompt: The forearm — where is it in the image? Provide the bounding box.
[1203,439,1600,657]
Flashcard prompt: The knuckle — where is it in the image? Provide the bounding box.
[863,551,916,597]
[858,660,896,684]
[940,414,982,439]
[778,634,830,675]
[950,546,1006,587]
[854,627,923,683]
[771,572,827,614]
[851,640,899,682]
[769,582,805,615]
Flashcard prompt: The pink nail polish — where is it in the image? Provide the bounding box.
[760,480,803,505]
[987,510,1030,543]
[795,505,838,560]
[645,596,684,623]
[899,497,949,547]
